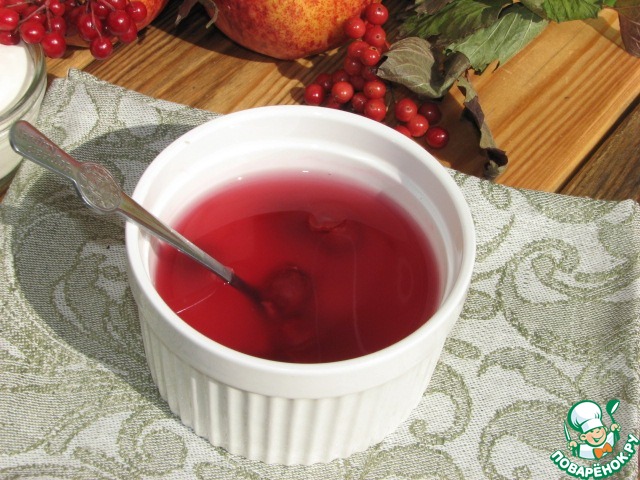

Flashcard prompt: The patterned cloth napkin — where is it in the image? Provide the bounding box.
[0,69,638,480]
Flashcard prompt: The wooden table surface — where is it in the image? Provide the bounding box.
[15,0,640,202]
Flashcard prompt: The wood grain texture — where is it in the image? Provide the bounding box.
[561,98,640,202]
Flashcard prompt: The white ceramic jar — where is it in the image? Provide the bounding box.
[0,42,46,192]
[125,105,475,465]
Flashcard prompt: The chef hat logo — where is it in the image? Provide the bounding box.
[568,400,604,434]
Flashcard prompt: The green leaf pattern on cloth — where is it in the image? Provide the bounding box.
[0,70,638,479]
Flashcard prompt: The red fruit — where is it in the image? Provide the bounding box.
[394,98,418,123]
[77,13,103,41]
[364,2,389,25]
[315,72,333,92]
[363,79,386,99]
[363,98,386,121]
[0,7,19,31]
[360,45,381,66]
[343,55,362,76]
[343,15,366,39]
[425,126,449,149]
[406,114,429,137]
[47,16,67,36]
[118,22,138,43]
[19,20,46,44]
[0,29,19,45]
[331,68,350,84]
[363,25,385,48]
[199,0,372,60]
[350,74,365,91]
[90,36,113,59]
[351,92,367,113]
[419,102,443,125]
[304,83,325,106]
[41,31,66,58]
[331,80,354,104]
[126,1,148,22]
[360,64,378,81]
[106,9,132,35]
[347,39,367,59]
[395,125,412,137]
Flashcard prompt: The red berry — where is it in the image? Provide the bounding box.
[92,1,110,19]
[363,79,386,99]
[22,5,45,24]
[364,2,389,25]
[126,1,147,23]
[394,98,418,123]
[0,29,19,45]
[343,15,366,39]
[363,25,386,48]
[106,0,127,10]
[406,114,429,137]
[49,0,65,17]
[350,74,365,91]
[90,36,113,59]
[351,92,367,113]
[118,22,138,43]
[331,80,354,104]
[0,7,19,31]
[395,125,412,137]
[343,55,362,76]
[304,83,325,106]
[106,9,131,35]
[324,97,342,109]
[77,13,102,41]
[360,46,381,66]
[425,126,449,149]
[363,98,386,122]
[41,31,66,58]
[419,102,443,125]
[19,20,45,43]
[315,73,332,92]
[347,39,367,59]
[331,69,350,84]
[47,16,67,35]
[360,64,378,81]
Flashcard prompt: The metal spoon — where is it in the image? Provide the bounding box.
[9,120,260,301]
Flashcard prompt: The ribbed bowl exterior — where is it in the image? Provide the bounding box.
[138,308,451,465]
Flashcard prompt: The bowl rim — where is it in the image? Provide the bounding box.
[125,105,476,398]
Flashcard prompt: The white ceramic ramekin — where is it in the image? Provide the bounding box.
[125,105,475,465]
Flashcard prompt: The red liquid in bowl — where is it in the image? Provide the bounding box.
[154,171,441,363]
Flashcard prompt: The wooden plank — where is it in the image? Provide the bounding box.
[561,98,640,202]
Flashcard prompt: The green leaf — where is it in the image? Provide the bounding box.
[401,0,507,43]
[377,37,470,98]
[520,0,547,18]
[542,0,602,22]
[447,4,549,72]
[414,0,456,16]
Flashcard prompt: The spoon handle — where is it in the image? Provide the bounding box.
[9,120,235,284]
[9,120,80,182]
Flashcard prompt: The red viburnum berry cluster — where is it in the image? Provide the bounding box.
[302,1,449,149]
[0,0,147,59]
